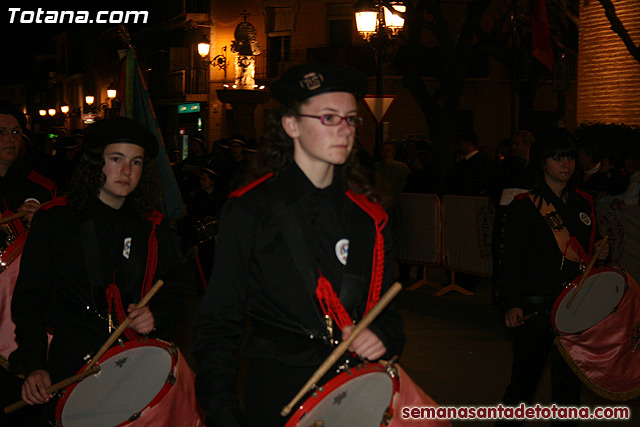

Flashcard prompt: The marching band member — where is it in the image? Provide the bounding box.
[497,132,608,426]
[10,117,185,423]
[0,100,56,425]
[192,63,405,426]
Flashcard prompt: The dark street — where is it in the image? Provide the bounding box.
[176,265,639,426]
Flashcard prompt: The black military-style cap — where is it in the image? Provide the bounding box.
[271,63,368,105]
[84,116,159,158]
[0,99,27,129]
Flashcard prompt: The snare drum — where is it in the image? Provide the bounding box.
[0,225,25,272]
[55,339,203,427]
[285,363,398,427]
[285,362,450,427]
[551,267,627,335]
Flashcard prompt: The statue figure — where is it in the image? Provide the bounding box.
[231,21,262,88]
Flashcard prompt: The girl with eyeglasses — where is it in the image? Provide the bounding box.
[193,63,405,426]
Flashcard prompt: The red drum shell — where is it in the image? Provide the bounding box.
[551,267,627,335]
[285,363,399,427]
[55,339,202,427]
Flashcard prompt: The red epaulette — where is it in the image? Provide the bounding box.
[27,169,57,196]
[229,173,274,199]
[346,190,388,228]
[40,196,68,210]
[514,192,530,201]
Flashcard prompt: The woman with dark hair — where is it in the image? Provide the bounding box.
[193,63,405,426]
[497,134,608,426]
[10,117,185,419]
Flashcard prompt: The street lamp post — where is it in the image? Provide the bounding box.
[354,0,405,160]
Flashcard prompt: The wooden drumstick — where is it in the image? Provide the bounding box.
[280,281,403,418]
[566,235,608,309]
[4,279,164,414]
[519,311,538,322]
[86,279,164,370]
[0,199,58,225]
[4,365,100,414]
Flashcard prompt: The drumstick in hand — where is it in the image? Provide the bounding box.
[566,235,608,309]
[280,281,403,417]
[4,279,164,414]
[518,311,538,323]
[4,365,100,414]
[86,279,164,370]
[0,199,58,225]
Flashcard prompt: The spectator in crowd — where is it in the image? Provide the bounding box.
[612,146,640,207]
[177,134,210,201]
[577,141,628,201]
[444,130,490,197]
[375,141,409,203]
[443,130,490,291]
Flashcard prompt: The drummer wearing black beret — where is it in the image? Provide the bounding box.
[10,116,186,422]
[193,63,405,426]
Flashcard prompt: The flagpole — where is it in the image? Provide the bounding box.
[116,25,187,222]
[510,0,517,140]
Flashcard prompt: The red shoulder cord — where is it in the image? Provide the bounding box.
[105,210,162,341]
[314,191,388,331]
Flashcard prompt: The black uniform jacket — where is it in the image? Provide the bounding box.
[499,184,596,311]
[10,197,185,382]
[192,164,405,422]
[0,160,56,214]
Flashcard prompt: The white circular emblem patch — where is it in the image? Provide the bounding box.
[335,238,349,266]
[579,212,591,226]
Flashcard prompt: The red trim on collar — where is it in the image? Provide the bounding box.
[229,173,274,198]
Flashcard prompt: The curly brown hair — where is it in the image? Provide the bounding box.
[236,101,382,202]
[68,142,162,216]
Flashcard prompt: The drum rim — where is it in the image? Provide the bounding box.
[55,338,178,426]
[551,267,628,335]
[284,362,399,427]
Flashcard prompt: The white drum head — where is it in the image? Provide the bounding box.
[61,345,173,427]
[554,270,626,335]
[295,371,394,427]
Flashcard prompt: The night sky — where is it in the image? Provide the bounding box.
[2,0,152,85]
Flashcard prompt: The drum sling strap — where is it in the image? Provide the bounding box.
[528,194,590,266]
[80,212,161,342]
[231,174,386,340]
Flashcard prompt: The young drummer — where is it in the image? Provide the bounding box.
[10,117,185,420]
[193,63,405,426]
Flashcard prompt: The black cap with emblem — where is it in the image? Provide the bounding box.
[84,116,159,158]
[271,63,368,106]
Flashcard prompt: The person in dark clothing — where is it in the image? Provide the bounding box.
[177,134,210,201]
[187,167,226,288]
[192,63,405,427]
[496,135,609,427]
[490,130,537,303]
[9,117,185,424]
[444,130,491,197]
[0,101,56,226]
[0,100,57,427]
